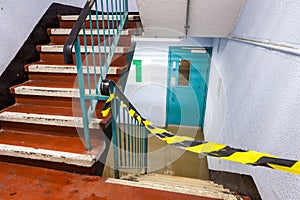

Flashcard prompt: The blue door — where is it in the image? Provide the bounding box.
[166,46,211,127]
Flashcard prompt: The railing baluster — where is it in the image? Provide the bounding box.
[75,36,91,151]
[127,106,130,167]
[117,98,122,167]
[112,90,120,178]
[88,11,97,98]
[100,0,107,64]
[105,0,111,57]
[95,0,103,85]
[82,24,91,95]
[122,101,127,166]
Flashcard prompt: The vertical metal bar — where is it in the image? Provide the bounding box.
[185,0,191,37]
[122,102,127,166]
[100,0,107,63]
[117,98,122,167]
[121,0,124,27]
[111,93,120,178]
[110,0,115,31]
[125,0,129,29]
[139,123,142,168]
[95,0,104,82]
[82,24,91,95]
[115,0,119,30]
[88,11,97,96]
[144,128,148,174]
[133,118,136,168]
[106,0,111,56]
[127,107,130,167]
[130,117,133,167]
[75,37,91,151]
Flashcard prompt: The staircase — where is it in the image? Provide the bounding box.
[0,14,141,175]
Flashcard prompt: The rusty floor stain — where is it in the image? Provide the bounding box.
[0,161,218,200]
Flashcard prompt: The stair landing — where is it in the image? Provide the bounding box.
[0,161,219,200]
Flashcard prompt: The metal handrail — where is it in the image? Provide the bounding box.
[63,0,95,64]
[101,79,148,178]
[63,0,129,150]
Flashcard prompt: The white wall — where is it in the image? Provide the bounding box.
[204,0,300,199]
[124,37,213,127]
[0,0,138,76]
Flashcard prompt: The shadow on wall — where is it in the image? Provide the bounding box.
[0,3,83,110]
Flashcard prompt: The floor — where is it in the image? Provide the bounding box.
[0,161,217,200]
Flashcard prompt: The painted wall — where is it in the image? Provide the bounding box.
[204,0,300,199]
[124,38,213,127]
[0,0,138,76]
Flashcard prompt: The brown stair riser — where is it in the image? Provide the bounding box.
[39,53,127,66]
[59,20,141,29]
[0,121,104,139]
[10,96,106,116]
[0,155,102,175]
[50,35,131,46]
[28,73,123,85]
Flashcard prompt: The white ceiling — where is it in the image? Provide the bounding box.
[136,0,246,37]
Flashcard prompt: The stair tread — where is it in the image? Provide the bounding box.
[25,64,127,74]
[37,44,130,53]
[1,103,75,116]
[49,28,131,35]
[58,14,140,21]
[13,80,76,88]
[0,130,104,167]
[0,104,103,129]
[0,129,88,154]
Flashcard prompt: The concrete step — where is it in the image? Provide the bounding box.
[49,28,132,36]
[24,64,126,83]
[9,80,108,109]
[48,28,135,47]
[0,161,218,200]
[37,44,130,54]
[107,173,245,200]
[0,104,102,129]
[25,64,125,74]
[39,51,127,66]
[59,15,140,21]
[58,14,142,29]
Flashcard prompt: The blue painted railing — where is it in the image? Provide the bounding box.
[101,80,148,178]
[63,0,129,150]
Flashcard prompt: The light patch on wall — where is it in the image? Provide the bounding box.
[216,77,222,99]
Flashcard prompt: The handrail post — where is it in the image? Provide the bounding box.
[125,0,129,29]
[75,36,91,151]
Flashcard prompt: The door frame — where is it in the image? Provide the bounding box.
[165,46,212,128]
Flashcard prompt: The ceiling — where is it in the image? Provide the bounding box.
[136,0,246,38]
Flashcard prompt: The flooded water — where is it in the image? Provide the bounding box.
[103,125,210,180]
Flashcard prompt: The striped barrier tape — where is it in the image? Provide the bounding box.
[102,93,300,176]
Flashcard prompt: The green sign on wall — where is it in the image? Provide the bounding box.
[133,60,142,82]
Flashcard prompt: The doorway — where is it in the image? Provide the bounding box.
[166,46,211,127]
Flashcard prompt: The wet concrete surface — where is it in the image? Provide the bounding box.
[0,161,218,200]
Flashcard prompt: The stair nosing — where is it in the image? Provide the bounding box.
[13,86,97,98]
[39,45,128,53]
[59,14,140,21]
[0,111,102,129]
[50,28,129,36]
[0,143,104,167]
[27,64,119,74]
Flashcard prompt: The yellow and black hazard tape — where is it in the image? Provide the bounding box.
[102,93,300,176]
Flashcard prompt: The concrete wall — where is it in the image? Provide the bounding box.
[204,0,300,199]
[125,37,213,127]
[0,0,138,76]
